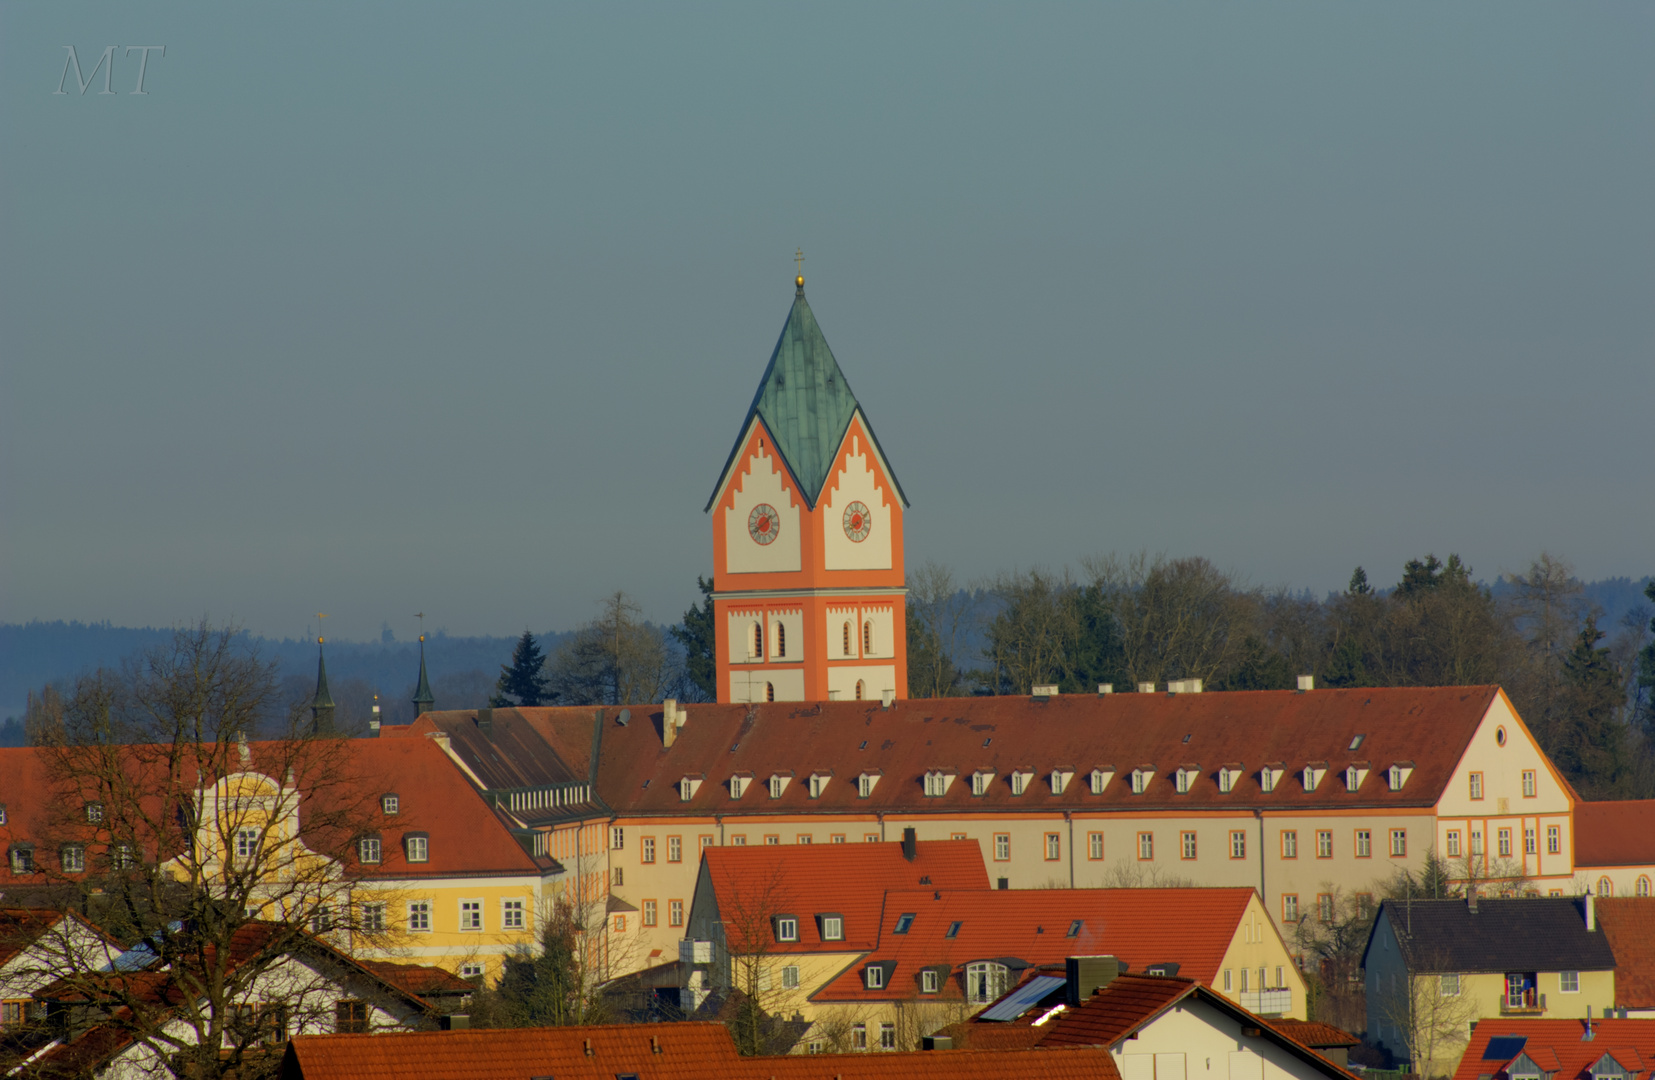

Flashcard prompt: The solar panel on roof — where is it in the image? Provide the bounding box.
[978,975,1066,1022]
[1484,1037,1528,1060]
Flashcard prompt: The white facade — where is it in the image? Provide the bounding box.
[821,432,893,571]
[721,430,801,575]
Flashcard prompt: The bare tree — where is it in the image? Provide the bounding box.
[906,561,973,698]
[549,592,684,706]
[1376,950,1480,1077]
[18,621,388,1079]
[1084,553,1257,689]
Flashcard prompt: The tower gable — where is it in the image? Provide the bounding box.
[719,420,802,575]
[821,413,896,572]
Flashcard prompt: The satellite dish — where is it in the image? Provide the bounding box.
[617,708,631,726]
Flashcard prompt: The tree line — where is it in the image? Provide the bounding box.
[905,552,1655,800]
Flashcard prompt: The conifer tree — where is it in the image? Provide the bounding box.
[491,631,551,707]
[670,576,717,703]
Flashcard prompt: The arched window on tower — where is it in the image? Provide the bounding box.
[863,621,873,655]
[777,622,786,658]
[855,680,865,701]
[750,622,763,660]
[843,621,852,657]
[765,682,775,703]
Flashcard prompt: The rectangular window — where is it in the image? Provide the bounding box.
[460,900,482,931]
[641,837,656,863]
[502,899,525,930]
[852,1024,867,1051]
[1282,894,1299,921]
[611,827,624,849]
[1240,968,1249,992]
[1525,828,1536,855]
[1471,831,1484,856]
[782,965,800,989]
[1044,833,1061,861]
[1281,830,1298,859]
[864,833,880,843]
[1560,971,1579,993]
[642,900,657,927]
[921,969,939,993]
[668,836,682,862]
[1088,832,1104,860]
[993,834,1010,861]
[405,835,428,863]
[1523,770,1537,797]
[1356,830,1372,858]
[1318,894,1334,922]
[236,828,259,860]
[865,966,884,989]
[358,837,381,863]
[1316,830,1333,858]
[831,834,847,844]
[776,917,798,942]
[1440,973,1460,996]
[334,1000,368,1034]
[669,900,684,927]
[880,1022,896,1050]
[611,867,624,886]
[312,907,333,934]
[1548,825,1560,854]
[1469,772,1484,800]
[730,834,747,846]
[797,834,812,845]
[613,914,626,933]
[408,901,431,932]
[360,903,385,933]
[1181,831,1198,860]
[1223,969,1232,992]
[61,846,84,873]
[1390,829,1407,857]
[1230,831,1247,860]
[1139,832,1155,861]
[764,834,780,846]
[1447,830,1462,857]
[822,915,843,940]
[700,834,714,851]
[1498,828,1512,857]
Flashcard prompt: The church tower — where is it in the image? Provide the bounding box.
[706,273,909,704]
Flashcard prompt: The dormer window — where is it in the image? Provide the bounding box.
[1388,762,1414,791]
[358,835,382,864]
[403,833,429,863]
[774,916,798,943]
[8,845,33,875]
[1302,763,1327,792]
[1089,768,1115,795]
[923,770,955,797]
[1050,768,1074,794]
[1131,767,1155,795]
[729,773,751,799]
[85,802,104,824]
[381,794,399,815]
[1345,763,1369,792]
[857,771,881,798]
[1217,766,1241,794]
[1175,766,1200,794]
[807,771,832,798]
[1261,764,1283,793]
[818,914,844,941]
[1009,769,1033,796]
[865,963,889,990]
[679,775,704,802]
[768,773,793,799]
[971,770,995,796]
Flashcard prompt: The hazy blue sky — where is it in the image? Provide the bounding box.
[3,3,1651,641]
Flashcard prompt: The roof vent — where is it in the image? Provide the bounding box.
[1032,684,1059,700]
[1097,683,1114,695]
[1168,679,1203,694]
[1297,675,1315,692]
[880,689,896,708]
[1137,682,1157,694]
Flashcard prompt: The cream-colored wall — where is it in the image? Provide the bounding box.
[1435,693,1576,887]
[723,438,802,574]
[349,872,547,984]
[826,665,897,702]
[826,606,861,659]
[770,608,804,662]
[726,607,766,664]
[729,667,806,703]
[1115,996,1336,1080]
[1575,865,1655,899]
[821,431,893,572]
[861,605,896,659]
[1213,892,1308,1019]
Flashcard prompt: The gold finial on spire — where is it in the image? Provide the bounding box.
[316,613,327,645]
[794,248,805,291]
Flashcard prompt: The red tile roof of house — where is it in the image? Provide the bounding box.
[359,960,476,1000]
[813,887,1254,1001]
[1446,1019,1655,1080]
[1592,899,1655,1008]
[400,686,1513,818]
[1574,801,1655,869]
[0,907,118,968]
[703,840,988,954]
[279,1021,1124,1080]
[1269,1020,1360,1049]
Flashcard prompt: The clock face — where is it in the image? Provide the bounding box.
[748,503,780,545]
[842,501,872,542]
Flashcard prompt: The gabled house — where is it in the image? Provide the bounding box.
[1445,1018,1655,1080]
[1362,896,1617,1075]
[1589,898,1655,1016]
[0,908,120,1030]
[950,959,1354,1080]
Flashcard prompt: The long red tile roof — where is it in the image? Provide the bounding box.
[703,840,988,953]
[1447,1019,1655,1080]
[404,686,1508,818]
[1592,899,1655,1008]
[813,887,1253,1001]
[1574,801,1655,869]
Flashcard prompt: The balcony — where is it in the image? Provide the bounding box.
[1241,989,1293,1016]
[1500,982,1544,1016]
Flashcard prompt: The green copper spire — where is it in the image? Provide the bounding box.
[707,276,907,511]
[310,639,336,734]
[412,635,435,716]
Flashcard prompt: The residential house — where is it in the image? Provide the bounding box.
[808,886,1308,1050]
[1588,898,1655,1017]
[0,908,119,1031]
[1362,896,1617,1075]
[394,682,1577,975]
[1445,1018,1655,1080]
[1573,801,1655,899]
[9,921,446,1079]
[1267,1021,1360,1067]
[950,958,1356,1080]
[278,1020,1124,1080]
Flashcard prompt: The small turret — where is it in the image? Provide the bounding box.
[412,635,435,717]
[311,638,336,735]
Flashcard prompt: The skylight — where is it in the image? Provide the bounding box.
[945,921,962,938]
[1067,920,1083,938]
[1349,734,1365,751]
[894,913,915,934]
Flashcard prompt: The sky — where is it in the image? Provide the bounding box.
[2,3,1652,642]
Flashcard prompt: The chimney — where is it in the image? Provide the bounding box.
[662,700,679,749]
[1066,955,1122,1006]
[1467,887,1478,914]
[1097,683,1114,695]
[921,1035,953,1051]
[1137,682,1157,694]
[881,689,896,708]
[902,827,917,862]
[1586,888,1596,932]
[1297,674,1315,692]
[476,709,493,737]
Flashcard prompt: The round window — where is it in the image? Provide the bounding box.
[1495,726,1507,747]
